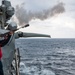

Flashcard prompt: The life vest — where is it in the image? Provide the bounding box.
[0,34,11,59]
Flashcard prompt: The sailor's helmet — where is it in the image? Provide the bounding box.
[7,22,17,31]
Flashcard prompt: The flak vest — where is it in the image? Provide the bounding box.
[0,34,11,59]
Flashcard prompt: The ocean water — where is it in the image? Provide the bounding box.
[15,38,75,75]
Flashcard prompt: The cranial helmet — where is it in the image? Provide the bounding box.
[7,22,17,31]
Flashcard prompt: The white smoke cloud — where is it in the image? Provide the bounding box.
[15,2,65,25]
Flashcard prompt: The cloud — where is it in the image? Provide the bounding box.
[15,2,65,25]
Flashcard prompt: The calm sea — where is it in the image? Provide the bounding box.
[15,38,75,75]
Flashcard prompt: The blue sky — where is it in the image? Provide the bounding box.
[0,0,75,38]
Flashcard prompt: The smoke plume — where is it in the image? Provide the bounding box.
[15,2,65,25]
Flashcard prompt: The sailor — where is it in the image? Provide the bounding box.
[0,33,10,75]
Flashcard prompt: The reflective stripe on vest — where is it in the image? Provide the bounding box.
[0,47,2,59]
